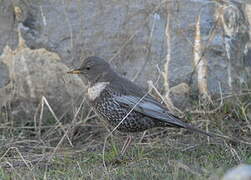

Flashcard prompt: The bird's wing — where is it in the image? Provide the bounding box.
[108,76,212,136]
[115,94,188,128]
[115,94,212,137]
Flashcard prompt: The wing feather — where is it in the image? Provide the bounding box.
[115,95,187,128]
[115,94,213,137]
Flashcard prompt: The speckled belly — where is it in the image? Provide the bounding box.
[92,96,159,133]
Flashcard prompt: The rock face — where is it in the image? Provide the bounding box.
[0,0,250,119]
[0,32,84,121]
[222,164,251,180]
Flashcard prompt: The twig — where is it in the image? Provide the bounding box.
[41,96,73,147]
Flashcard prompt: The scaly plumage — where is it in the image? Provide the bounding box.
[68,56,212,137]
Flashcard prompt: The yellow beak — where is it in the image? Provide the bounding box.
[67,70,81,74]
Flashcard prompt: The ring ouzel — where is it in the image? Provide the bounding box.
[68,56,212,155]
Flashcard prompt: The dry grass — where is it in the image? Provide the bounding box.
[0,91,250,179]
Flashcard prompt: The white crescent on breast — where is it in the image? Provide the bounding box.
[87,82,110,101]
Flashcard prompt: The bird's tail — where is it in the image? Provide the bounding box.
[165,114,214,137]
[183,123,214,137]
[168,115,251,145]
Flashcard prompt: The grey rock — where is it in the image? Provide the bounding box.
[0,0,250,117]
[0,0,18,52]
[169,83,191,109]
[0,62,9,88]
[222,164,251,180]
[0,34,84,120]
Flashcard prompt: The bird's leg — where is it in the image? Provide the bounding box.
[120,135,132,156]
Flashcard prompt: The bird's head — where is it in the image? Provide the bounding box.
[67,56,112,84]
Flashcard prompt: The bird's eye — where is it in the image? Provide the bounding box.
[86,67,90,70]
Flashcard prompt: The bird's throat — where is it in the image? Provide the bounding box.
[87,82,110,101]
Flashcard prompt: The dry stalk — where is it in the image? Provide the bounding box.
[68,97,86,138]
[47,128,70,163]
[148,80,183,115]
[193,15,210,100]
[0,147,35,178]
[38,96,87,171]
[41,96,73,147]
[190,82,223,114]
[162,8,176,113]
[40,6,47,27]
[224,141,241,162]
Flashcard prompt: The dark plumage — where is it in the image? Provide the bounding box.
[68,56,212,137]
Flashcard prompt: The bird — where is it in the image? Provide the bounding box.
[67,56,212,155]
